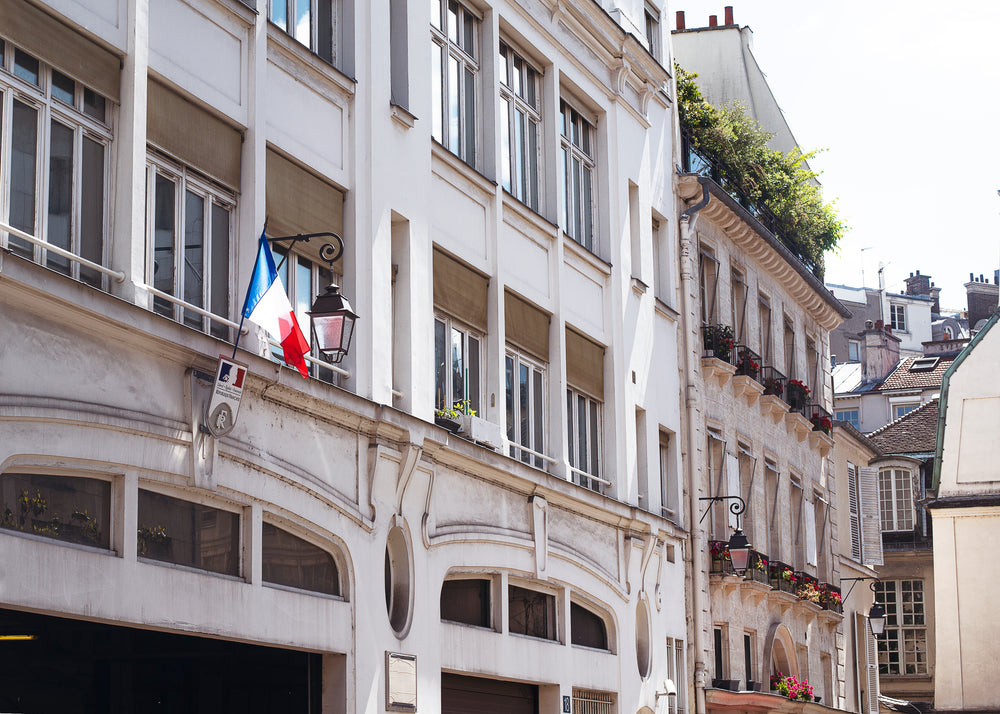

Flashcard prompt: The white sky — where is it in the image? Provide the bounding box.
[671,0,1000,312]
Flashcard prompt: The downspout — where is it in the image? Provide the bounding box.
[679,177,710,714]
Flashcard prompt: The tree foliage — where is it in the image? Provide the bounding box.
[676,65,845,272]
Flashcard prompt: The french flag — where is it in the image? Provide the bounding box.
[241,232,311,378]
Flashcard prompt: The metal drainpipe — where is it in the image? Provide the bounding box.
[679,180,710,714]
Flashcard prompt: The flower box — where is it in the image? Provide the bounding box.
[769,562,797,593]
[458,414,503,450]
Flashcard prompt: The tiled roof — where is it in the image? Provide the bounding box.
[866,399,939,455]
[876,355,955,391]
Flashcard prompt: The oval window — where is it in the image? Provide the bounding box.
[384,525,412,635]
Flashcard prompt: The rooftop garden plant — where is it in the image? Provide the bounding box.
[676,65,846,275]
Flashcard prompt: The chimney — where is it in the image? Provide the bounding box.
[676,10,685,30]
[861,322,901,382]
[929,285,941,316]
[709,14,718,27]
[965,272,1000,328]
[904,270,931,297]
[724,6,734,25]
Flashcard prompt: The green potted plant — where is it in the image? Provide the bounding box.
[703,324,735,362]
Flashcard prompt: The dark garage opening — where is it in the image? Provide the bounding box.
[441,673,538,714]
[0,608,321,713]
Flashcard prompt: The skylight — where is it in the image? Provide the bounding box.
[910,357,939,372]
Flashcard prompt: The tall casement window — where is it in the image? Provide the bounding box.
[433,249,488,413]
[789,478,804,568]
[807,337,820,397]
[146,153,234,340]
[699,248,720,325]
[500,43,541,210]
[705,431,728,540]
[431,0,479,165]
[875,580,928,675]
[783,316,796,378]
[268,0,338,65]
[890,304,906,332]
[146,80,241,339]
[0,39,113,288]
[265,148,346,380]
[737,444,755,543]
[505,291,550,468]
[560,99,596,250]
[764,460,780,561]
[731,267,748,344]
[565,329,605,491]
[644,3,661,61]
[879,468,913,532]
[757,293,772,365]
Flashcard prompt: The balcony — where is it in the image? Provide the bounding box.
[769,561,797,594]
[732,346,765,405]
[758,366,787,423]
[745,550,770,585]
[807,404,834,455]
[709,540,735,576]
[701,325,737,386]
[819,583,843,614]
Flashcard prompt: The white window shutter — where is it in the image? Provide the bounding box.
[848,463,862,560]
[859,466,884,566]
[726,452,740,530]
[865,618,880,714]
[804,498,817,566]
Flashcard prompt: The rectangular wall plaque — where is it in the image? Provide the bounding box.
[386,651,417,712]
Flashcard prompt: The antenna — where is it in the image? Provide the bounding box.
[860,247,874,288]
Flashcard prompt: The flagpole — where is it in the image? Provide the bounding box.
[231,314,247,359]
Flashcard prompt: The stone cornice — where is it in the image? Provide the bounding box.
[678,175,849,331]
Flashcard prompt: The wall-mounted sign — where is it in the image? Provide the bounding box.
[386,651,417,712]
[563,695,572,712]
[206,356,248,437]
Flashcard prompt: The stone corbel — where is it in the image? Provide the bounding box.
[614,57,631,96]
[531,495,548,578]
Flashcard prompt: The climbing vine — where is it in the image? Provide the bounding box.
[676,64,845,273]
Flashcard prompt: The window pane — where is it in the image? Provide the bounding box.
[505,355,515,447]
[431,0,442,29]
[440,578,490,627]
[46,120,74,275]
[82,88,106,123]
[500,98,512,192]
[435,320,448,410]
[10,100,39,255]
[152,174,176,316]
[577,394,587,468]
[589,400,599,478]
[137,489,239,576]
[571,603,608,650]
[431,42,444,143]
[508,585,555,640]
[13,49,40,86]
[262,522,339,596]
[447,55,460,153]
[447,1,459,42]
[566,389,575,467]
[513,109,524,198]
[532,368,543,466]
[295,0,312,45]
[527,118,538,209]
[519,363,529,461]
[51,71,75,106]
[183,191,205,327]
[80,138,105,287]
[271,0,288,31]
[210,203,231,338]
[462,9,474,54]
[467,335,480,414]
[0,473,111,549]
[582,165,593,250]
[451,326,465,406]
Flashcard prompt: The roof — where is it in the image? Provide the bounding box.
[877,355,955,392]
[833,362,863,392]
[833,420,882,456]
[867,399,939,455]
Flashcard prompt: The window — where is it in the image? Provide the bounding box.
[713,626,727,680]
[783,317,796,378]
[879,468,913,532]
[890,304,906,332]
[652,215,672,304]
[893,403,918,420]
[699,248,720,325]
[1,42,112,288]
[764,460,779,561]
[665,638,686,714]
[262,521,339,596]
[506,350,546,466]
[644,3,661,60]
[807,337,819,398]
[847,463,862,560]
[790,479,804,569]
[137,489,240,576]
[570,602,608,650]
[910,357,939,372]
[431,0,479,165]
[0,473,111,549]
[567,388,602,490]
[500,43,541,210]
[705,431,727,540]
[268,0,337,65]
[147,153,234,339]
[659,430,679,522]
[757,294,772,364]
[508,585,556,640]
[560,99,596,250]
[271,246,339,382]
[731,268,747,343]
[744,632,756,689]
[435,315,482,414]
[875,580,927,675]
[847,339,860,362]
[440,577,491,627]
[836,409,860,429]
[737,444,755,544]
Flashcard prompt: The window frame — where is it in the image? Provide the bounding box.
[0,40,113,287]
[267,0,338,66]
[875,579,928,676]
[145,150,236,340]
[644,2,661,61]
[836,409,860,429]
[499,41,542,211]
[0,471,114,551]
[878,467,914,532]
[505,348,547,468]
[430,0,481,166]
[559,97,597,251]
[890,303,907,332]
[566,385,602,491]
[261,518,342,597]
[435,312,483,414]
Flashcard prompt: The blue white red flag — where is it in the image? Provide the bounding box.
[241,232,310,378]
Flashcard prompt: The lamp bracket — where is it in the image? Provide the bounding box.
[697,495,746,525]
[266,231,344,271]
[840,576,881,601]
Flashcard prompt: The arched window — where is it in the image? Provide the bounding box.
[570,602,608,650]
[262,522,340,596]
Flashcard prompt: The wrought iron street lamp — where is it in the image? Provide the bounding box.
[699,495,752,576]
[268,232,358,364]
[841,577,886,637]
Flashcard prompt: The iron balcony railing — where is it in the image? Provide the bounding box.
[808,404,833,435]
[701,324,737,364]
[760,366,787,402]
[734,345,763,384]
